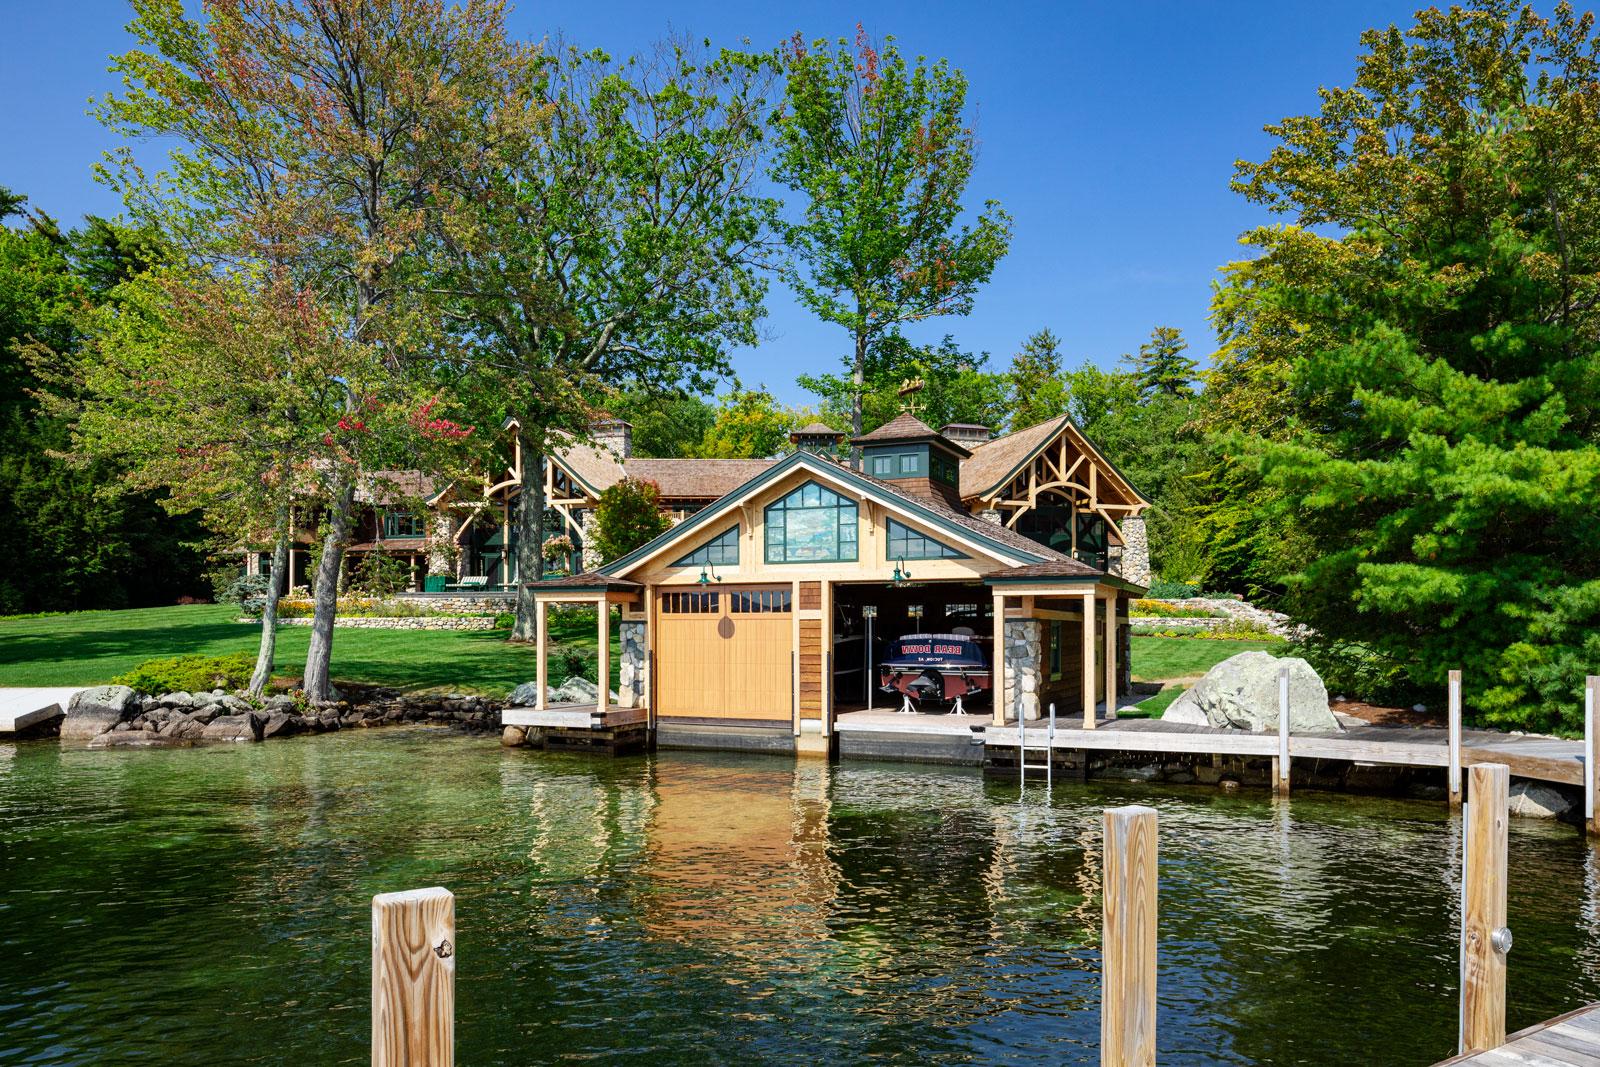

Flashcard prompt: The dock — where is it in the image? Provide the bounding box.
[0,687,81,736]
[1435,1002,1600,1065]
[986,717,1586,787]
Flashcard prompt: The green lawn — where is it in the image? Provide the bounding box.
[1128,635,1284,682]
[0,606,1278,699]
[0,604,621,698]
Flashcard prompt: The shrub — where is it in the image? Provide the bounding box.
[493,612,515,630]
[113,652,256,695]
[592,478,670,563]
[1291,637,1421,708]
[354,548,412,598]
[221,574,274,617]
[1145,580,1199,600]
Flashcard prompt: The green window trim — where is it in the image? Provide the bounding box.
[382,512,426,539]
[764,481,858,564]
[885,518,964,561]
[864,445,926,480]
[670,525,739,568]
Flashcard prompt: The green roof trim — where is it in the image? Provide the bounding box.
[603,451,1055,577]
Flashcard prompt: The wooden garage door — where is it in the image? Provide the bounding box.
[656,587,793,721]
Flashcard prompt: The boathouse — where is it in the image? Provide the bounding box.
[506,415,1151,758]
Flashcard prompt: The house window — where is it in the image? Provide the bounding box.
[869,454,895,477]
[661,591,719,614]
[886,518,964,561]
[671,525,739,568]
[731,589,791,614]
[1050,621,1063,680]
[930,452,959,484]
[865,447,923,479]
[383,512,426,539]
[764,481,858,563]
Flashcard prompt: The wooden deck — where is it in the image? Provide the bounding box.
[987,716,1586,787]
[1435,1002,1600,1065]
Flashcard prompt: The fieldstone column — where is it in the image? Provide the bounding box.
[1119,516,1151,586]
[618,620,647,709]
[580,511,601,571]
[1004,619,1043,721]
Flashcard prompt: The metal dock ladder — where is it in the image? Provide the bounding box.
[1018,703,1056,787]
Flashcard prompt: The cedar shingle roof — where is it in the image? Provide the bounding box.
[356,470,444,505]
[624,458,777,499]
[982,558,1104,581]
[792,421,843,437]
[959,415,1071,500]
[852,465,1077,564]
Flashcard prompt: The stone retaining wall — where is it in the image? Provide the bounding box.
[393,593,516,613]
[275,616,496,631]
[1130,616,1226,630]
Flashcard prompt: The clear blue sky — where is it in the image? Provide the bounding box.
[2,0,1415,406]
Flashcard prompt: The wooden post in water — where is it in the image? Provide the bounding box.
[1459,764,1509,1056]
[1448,670,1463,808]
[1102,805,1157,1067]
[1586,676,1598,837]
[373,887,455,1067]
[1275,665,1290,797]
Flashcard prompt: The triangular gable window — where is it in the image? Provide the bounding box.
[886,518,964,560]
[765,481,858,563]
[671,525,739,567]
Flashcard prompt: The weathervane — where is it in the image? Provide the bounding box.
[897,376,926,416]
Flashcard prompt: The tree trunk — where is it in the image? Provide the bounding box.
[303,475,354,703]
[248,504,291,699]
[851,326,868,467]
[511,443,547,641]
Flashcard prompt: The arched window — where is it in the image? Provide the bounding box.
[764,481,858,563]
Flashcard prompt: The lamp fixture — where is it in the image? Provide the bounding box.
[892,558,912,586]
[696,562,724,586]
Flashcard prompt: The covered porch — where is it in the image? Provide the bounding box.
[501,573,645,731]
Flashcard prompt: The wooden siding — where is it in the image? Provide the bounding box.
[799,582,822,611]
[798,619,823,718]
[656,586,792,722]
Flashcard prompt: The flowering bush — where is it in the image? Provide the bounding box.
[542,534,575,563]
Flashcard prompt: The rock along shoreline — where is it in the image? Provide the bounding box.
[51,684,502,748]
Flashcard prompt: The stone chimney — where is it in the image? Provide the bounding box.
[592,417,633,459]
[939,423,992,450]
[1116,514,1151,586]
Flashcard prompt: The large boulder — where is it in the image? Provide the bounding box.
[202,712,264,742]
[61,685,140,740]
[507,681,541,707]
[1162,652,1339,733]
[546,677,620,705]
[1508,781,1574,820]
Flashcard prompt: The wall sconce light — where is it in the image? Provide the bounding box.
[696,562,723,586]
[892,558,913,586]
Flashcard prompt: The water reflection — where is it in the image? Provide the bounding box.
[1,732,1598,1066]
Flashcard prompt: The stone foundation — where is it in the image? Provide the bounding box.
[618,621,646,708]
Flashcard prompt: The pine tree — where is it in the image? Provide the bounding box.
[1006,328,1067,429]
[1229,2,1600,730]
[1124,326,1196,399]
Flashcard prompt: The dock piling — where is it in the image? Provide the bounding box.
[1586,676,1598,836]
[1459,764,1509,1056]
[1102,805,1158,1067]
[1448,670,1463,807]
[1274,665,1290,797]
[372,887,455,1067]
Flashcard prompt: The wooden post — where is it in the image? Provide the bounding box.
[992,591,1007,726]
[534,597,548,710]
[1102,805,1157,1067]
[1275,665,1290,796]
[1103,592,1118,722]
[1459,763,1510,1056]
[1082,590,1097,731]
[595,598,609,714]
[1586,676,1598,837]
[372,887,455,1067]
[1448,670,1463,808]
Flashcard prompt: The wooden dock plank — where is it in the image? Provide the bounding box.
[1436,1003,1600,1066]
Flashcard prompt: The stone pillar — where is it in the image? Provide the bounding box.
[1119,515,1151,587]
[427,512,456,577]
[1004,619,1043,721]
[580,511,601,571]
[618,620,646,708]
[978,508,1003,525]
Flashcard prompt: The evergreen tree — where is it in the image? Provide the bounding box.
[1231,1,1600,730]
[1006,328,1067,430]
[798,335,1008,436]
[1124,326,1196,399]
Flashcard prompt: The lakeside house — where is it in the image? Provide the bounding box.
[244,411,1151,751]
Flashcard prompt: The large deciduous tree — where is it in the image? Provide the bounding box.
[798,334,1007,436]
[98,0,525,700]
[1230,1,1600,729]
[771,27,1011,442]
[433,41,773,639]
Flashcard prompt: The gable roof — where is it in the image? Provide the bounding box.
[603,450,1073,579]
[960,414,1148,505]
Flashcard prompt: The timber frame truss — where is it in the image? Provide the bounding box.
[977,429,1147,547]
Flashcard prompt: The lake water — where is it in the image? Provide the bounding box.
[2,729,1598,1065]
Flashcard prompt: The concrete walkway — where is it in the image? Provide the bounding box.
[0,688,84,735]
